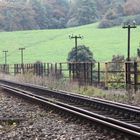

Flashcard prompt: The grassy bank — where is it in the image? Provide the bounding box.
[0,23,139,64]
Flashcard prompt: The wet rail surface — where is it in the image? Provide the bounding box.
[0,79,140,139]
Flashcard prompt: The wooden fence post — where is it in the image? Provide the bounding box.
[55,63,57,78]
[69,63,72,81]
[90,62,93,85]
[134,62,138,92]
[125,62,128,90]
[105,62,108,89]
[59,63,62,76]
[84,62,86,85]
[98,62,100,84]
[47,63,50,76]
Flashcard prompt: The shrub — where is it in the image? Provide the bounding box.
[98,18,122,28]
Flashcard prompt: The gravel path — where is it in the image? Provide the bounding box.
[0,90,115,140]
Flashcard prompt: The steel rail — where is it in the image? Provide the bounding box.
[0,79,140,113]
[0,79,140,129]
[1,84,140,139]
[1,84,140,132]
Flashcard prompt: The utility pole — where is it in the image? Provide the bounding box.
[123,21,136,91]
[3,50,8,65]
[19,48,25,73]
[123,21,136,61]
[69,35,83,82]
[69,35,83,62]
[19,48,25,65]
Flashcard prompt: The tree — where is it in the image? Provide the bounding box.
[1,0,140,31]
[0,1,38,31]
[31,0,48,29]
[124,0,140,16]
[67,45,96,84]
[108,55,125,89]
[67,45,95,62]
[43,0,69,29]
[0,0,69,31]
[67,0,97,27]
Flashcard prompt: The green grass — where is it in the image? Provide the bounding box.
[0,22,139,64]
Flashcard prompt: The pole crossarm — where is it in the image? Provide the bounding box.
[19,48,25,51]
[69,35,83,40]
[122,25,136,29]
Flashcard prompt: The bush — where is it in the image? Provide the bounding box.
[98,19,113,28]
[98,18,122,28]
[108,73,125,89]
[99,14,140,29]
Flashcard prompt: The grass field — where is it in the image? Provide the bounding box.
[0,22,139,64]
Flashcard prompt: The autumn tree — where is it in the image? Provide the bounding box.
[124,0,140,15]
[67,0,97,27]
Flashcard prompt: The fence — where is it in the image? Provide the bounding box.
[0,61,140,90]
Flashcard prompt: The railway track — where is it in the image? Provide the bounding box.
[0,79,140,139]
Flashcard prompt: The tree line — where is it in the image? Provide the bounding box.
[0,0,69,31]
[0,0,140,31]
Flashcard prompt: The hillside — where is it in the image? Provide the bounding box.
[0,23,139,64]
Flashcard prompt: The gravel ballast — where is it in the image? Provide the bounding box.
[0,90,114,140]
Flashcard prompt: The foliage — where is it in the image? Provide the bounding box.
[67,0,97,27]
[109,55,125,71]
[67,45,95,62]
[0,0,69,31]
[98,0,140,28]
[108,55,125,89]
[98,19,122,28]
[108,73,125,89]
[123,0,140,16]
[67,45,96,85]
[0,0,140,30]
